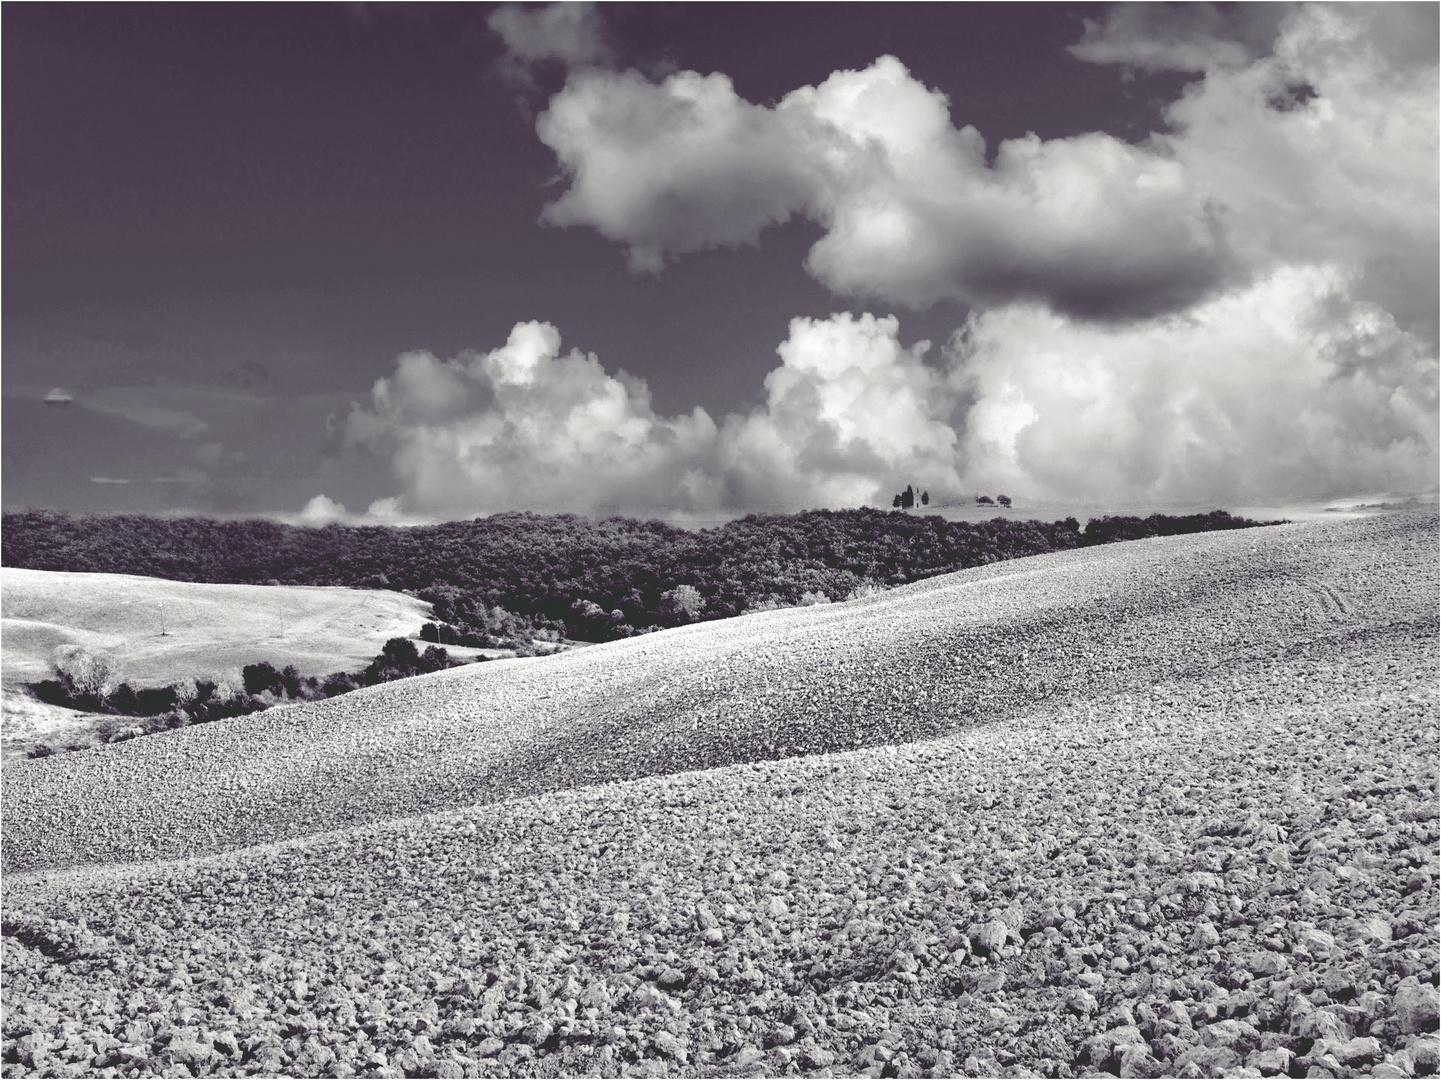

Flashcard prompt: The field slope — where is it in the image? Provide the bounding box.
[0,569,435,756]
[5,512,1435,876]
[1,568,436,687]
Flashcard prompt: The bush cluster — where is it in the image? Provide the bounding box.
[28,638,469,752]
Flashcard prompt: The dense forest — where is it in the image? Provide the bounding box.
[3,508,1280,647]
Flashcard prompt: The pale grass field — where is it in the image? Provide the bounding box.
[0,569,436,755]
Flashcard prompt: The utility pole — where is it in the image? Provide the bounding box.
[159,601,169,637]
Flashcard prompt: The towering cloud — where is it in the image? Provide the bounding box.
[716,314,961,509]
[330,4,1435,518]
[340,314,963,516]
[344,322,718,515]
[514,3,1437,508]
[952,266,1437,502]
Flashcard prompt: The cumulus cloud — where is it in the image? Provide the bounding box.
[489,2,612,85]
[297,494,349,526]
[345,322,719,514]
[715,314,961,508]
[951,265,1437,502]
[505,4,1437,507]
[342,315,962,515]
[341,5,1433,515]
[534,6,1436,335]
[539,68,823,273]
[340,283,1435,516]
[1155,3,1440,344]
[538,55,1230,316]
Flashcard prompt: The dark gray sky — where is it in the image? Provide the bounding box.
[4,3,1435,519]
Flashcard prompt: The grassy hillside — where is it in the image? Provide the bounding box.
[1,569,435,757]
[2,512,1435,1080]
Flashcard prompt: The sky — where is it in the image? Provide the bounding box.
[4,2,1437,523]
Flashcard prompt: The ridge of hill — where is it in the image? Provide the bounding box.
[1,513,1436,1079]
[5,513,1432,878]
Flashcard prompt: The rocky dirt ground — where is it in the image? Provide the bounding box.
[2,512,1437,1079]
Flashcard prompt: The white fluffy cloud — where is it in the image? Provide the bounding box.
[952,265,1438,502]
[715,314,961,508]
[507,4,1437,506]
[340,315,961,515]
[366,4,1432,517]
[538,55,1228,316]
[535,6,1436,334]
[345,322,718,515]
[1156,3,1439,343]
[335,277,1435,517]
[539,68,822,273]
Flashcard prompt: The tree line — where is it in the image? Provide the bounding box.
[3,507,1280,647]
[30,636,470,754]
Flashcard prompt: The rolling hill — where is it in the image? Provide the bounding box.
[2,511,1436,1078]
[0,570,438,757]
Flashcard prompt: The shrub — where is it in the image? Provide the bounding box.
[242,661,283,697]
[135,685,179,715]
[322,672,360,697]
[566,599,632,641]
[27,744,57,759]
[101,722,145,743]
[797,590,832,606]
[32,679,71,707]
[53,645,114,707]
[845,580,888,601]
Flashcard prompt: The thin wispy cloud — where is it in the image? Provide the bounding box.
[489,1,613,87]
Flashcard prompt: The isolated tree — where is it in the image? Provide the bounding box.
[892,494,903,508]
[53,646,114,708]
[657,584,706,626]
[976,495,995,505]
[997,494,1012,507]
[380,637,420,670]
[921,490,930,506]
[242,661,283,697]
